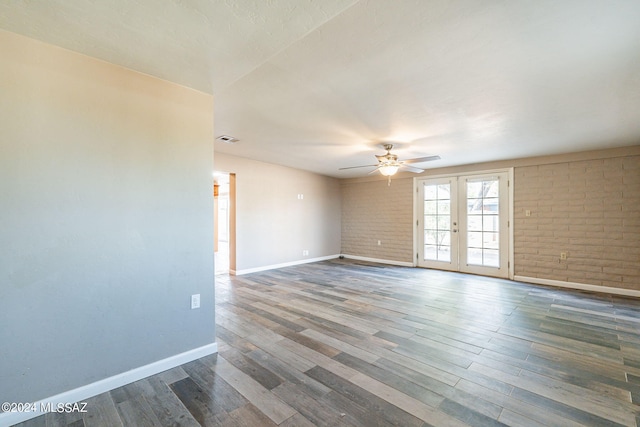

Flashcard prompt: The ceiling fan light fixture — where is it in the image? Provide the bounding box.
[378,164,400,176]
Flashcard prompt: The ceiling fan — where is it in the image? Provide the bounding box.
[339,144,440,184]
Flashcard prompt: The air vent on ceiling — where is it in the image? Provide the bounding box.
[216,135,238,144]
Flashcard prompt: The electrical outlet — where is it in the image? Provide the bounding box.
[377,240,381,246]
[191,294,201,309]
[302,250,309,256]
[525,209,531,217]
[560,252,567,260]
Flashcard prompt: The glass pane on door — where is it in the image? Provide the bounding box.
[423,182,451,262]
[417,171,509,278]
[466,178,500,267]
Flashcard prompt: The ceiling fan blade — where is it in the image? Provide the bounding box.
[402,155,441,164]
[367,166,382,175]
[338,164,379,170]
[401,164,425,173]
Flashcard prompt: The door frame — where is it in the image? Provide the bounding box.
[413,168,514,279]
[415,176,460,272]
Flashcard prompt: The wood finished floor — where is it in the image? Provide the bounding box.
[14,259,640,426]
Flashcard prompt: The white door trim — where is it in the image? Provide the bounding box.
[415,176,459,271]
[414,168,514,279]
[458,172,509,278]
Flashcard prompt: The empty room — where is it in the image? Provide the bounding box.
[1,1,639,426]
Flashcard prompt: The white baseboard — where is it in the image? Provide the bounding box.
[233,254,340,275]
[0,342,218,426]
[514,275,640,298]
[341,254,413,267]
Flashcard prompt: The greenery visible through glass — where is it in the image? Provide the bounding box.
[423,183,451,262]
[466,178,499,267]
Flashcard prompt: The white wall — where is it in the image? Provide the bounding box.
[0,30,215,405]
[214,153,341,273]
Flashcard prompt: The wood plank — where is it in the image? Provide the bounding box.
[154,366,189,385]
[82,391,124,427]
[304,365,427,427]
[142,376,201,427]
[333,352,445,408]
[278,412,317,427]
[206,355,297,425]
[169,377,225,425]
[437,398,507,427]
[224,403,279,427]
[299,328,380,363]
[44,409,84,427]
[272,382,362,427]
[116,395,162,427]
[467,361,635,426]
[510,387,627,427]
[456,379,585,427]
[244,348,332,399]
[18,259,640,427]
[12,416,46,427]
[181,359,247,414]
[348,371,469,426]
[279,328,343,358]
[219,346,283,390]
[244,333,316,373]
[251,301,302,322]
[276,336,361,381]
[373,347,461,387]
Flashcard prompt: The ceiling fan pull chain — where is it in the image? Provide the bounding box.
[388,175,391,186]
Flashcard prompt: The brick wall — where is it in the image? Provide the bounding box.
[514,155,640,290]
[341,150,640,291]
[341,177,414,263]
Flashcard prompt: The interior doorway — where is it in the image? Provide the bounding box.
[214,172,231,274]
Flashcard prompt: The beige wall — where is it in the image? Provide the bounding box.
[341,146,640,291]
[214,153,341,273]
[514,155,640,289]
[341,178,414,263]
[0,30,215,405]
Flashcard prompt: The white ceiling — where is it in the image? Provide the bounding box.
[2,0,640,178]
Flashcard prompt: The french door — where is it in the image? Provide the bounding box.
[416,171,511,278]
